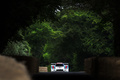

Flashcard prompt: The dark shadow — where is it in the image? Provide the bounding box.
[32,72,96,80]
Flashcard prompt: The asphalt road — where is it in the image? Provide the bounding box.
[32,72,96,80]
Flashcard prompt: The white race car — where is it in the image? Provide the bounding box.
[51,62,69,72]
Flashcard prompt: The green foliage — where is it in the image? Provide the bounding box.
[45,9,113,71]
[2,41,31,56]
[1,0,62,55]
[72,53,78,71]
[24,9,114,71]
[81,21,114,56]
[43,52,50,62]
[2,29,32,56]
[57,9,114,56]
[47,64,51,72]
[62,0,120,56]
[24,20,64,65]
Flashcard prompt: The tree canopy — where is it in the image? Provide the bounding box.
[2,0,118,71]
[60,0,120,56]
[1,0,61,53]
[22,9,114,71]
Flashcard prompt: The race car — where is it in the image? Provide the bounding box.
[51,62,69,72]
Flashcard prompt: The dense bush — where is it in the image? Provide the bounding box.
[2,41,31,56]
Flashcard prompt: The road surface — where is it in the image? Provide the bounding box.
[32,72,96,80]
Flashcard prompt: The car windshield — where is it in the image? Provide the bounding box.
[56,64,64,66]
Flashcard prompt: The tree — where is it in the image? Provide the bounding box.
[57,9,113,56]
[2,30,31,56]
[2,41,31,56]
[22,9,114,71]
[43,10,113,71]
[60,0,120,56]
[24,20,64,65]
[1,0,62,53]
